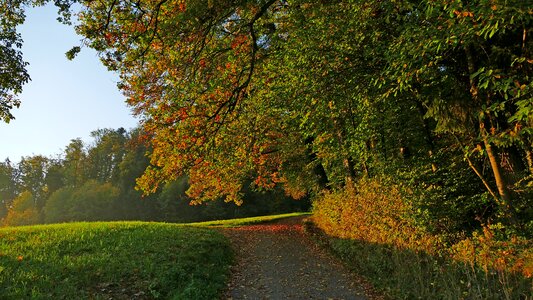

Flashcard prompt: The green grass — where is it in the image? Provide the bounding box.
[184,212,311,227]
[0,222,233,299]
[0,212,309,299]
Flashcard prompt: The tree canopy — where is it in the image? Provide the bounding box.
[2,0,532,231]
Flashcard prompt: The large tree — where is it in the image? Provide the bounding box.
[0,0,29,122]
[4,1,532,227]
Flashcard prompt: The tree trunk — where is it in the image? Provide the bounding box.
[479,123,511,210]
[465,45,516,223]
[414,99,438,172]
[342,156,357,187]
[525,148,533,175]
[333,118,357,185]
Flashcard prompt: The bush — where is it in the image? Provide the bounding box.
[313,178,440,253]
[311,178,532,299]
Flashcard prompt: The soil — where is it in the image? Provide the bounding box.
[222,216,378,300]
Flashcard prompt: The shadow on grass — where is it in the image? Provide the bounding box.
[0,224,233,299]
[304,223,532,300]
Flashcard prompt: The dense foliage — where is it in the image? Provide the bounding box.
[311,180,532,299]
[66,0,531,229]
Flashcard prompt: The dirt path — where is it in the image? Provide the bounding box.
[222,216,371,300]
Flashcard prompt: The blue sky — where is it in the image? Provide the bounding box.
[0,4,139,161]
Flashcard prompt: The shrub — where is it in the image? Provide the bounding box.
[44,180,120,223]
[311,178,532,299]
[451,224,533,279]
[313,178,440,253]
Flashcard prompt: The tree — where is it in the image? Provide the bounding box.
[0,0,29,122]
[17,155,51,212]
[5,0,532,230]
[62,138,88,187]
[0,159,17,219]
[86,128,127,183]
[378,0,532,221]
[3,191,39,226]
[68,0,296,203]
[44,180,119,223]
[43,186,75,223]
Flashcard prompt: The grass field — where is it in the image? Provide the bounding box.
[185,212,311,227]
[0,212,309,299]
[0,222,233,299]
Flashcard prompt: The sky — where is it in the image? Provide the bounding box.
[0,4,139,162]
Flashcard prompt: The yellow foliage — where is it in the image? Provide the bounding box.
[2,191,40,227]
[3,207,40,227]
[451,225,533,278]
[312,179,440,254]
[313,179,532,277]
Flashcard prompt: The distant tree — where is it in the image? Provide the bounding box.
[117,128,150,190]
[17,155,51,212]
[87,128,127,183]
[156,176,199,222]
[0,159,17,219]
[44,180,119,223]
[62,138,88,187]
[44,158,65,194]
[43,186,75,223]
[3,191,39,226]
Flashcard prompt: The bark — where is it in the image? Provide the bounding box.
[499,146,528,186]
[526,149,533,175]
[333,119,357,185]
[342,156,357,187]
[314,161,330,191]
[414,99,438,172]
[481,124,516,222]
[465,154,499,202]
[465,45,516,222]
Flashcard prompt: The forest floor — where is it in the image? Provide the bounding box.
[222,216,381,300]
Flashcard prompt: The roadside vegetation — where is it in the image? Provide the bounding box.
[311,178,532,299]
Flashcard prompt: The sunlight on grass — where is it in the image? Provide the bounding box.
[0,213,310,298]
[0,222,232,299]
[184,212,311,227]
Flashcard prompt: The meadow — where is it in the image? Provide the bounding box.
[0,213,311,299]
[0,222,232,299]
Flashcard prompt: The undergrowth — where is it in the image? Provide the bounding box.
[311,179,532,299]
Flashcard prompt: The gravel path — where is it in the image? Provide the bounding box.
[222,216,370,300]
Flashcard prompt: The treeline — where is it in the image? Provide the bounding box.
[0,128,308,226]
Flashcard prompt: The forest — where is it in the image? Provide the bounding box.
[0,0,532,297]
[0,127,308,225]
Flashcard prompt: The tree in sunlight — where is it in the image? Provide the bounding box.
[3,191,39,226]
